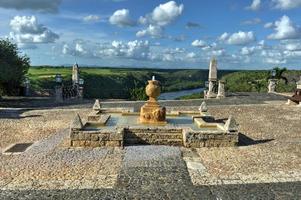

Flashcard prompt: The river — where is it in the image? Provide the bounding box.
[159,87,204,100]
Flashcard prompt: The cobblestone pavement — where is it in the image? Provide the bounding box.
[0,146,300,199]
[0,130,122,190]
[1,94,301,199]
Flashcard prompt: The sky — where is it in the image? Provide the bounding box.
[0,0,301,69]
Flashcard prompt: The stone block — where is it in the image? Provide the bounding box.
[70,133,78,140]
[78,132,85,140]
[91,134,99,141]
[85,141,91,147]
[84,133,91,140]
[90,141,100,147]
[71,140,80,147]
[106,141,121,147]
[110,131,123,141]
[79,141,85,146]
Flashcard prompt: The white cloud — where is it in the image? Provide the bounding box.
[272,0,301,10]
[246,0,261,11]
[0,0,62,13]
[264,22,274,28]
[284,43,301,51]
[151,1,184,26]
[109,9,135,27]
[9,16,59,45]
[83,15,101,23]
[241,18,261,25]
[209,49,226,57]
[191,39,206,47]
[267,15,301,40]
[186,52,196,59]
[136,25,163,38]
[241,46,255,55]
[265,57,287,64]
[219,31,256,45]
[99,40,151,60]
[136,1,184,39]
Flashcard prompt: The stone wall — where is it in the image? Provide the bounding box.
[124,127,183,146]
[70,128,124,147]
[70,126,239,148]
[183,130,238,148]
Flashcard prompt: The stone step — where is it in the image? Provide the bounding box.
[124,138,183,146]
[124,132,183,140]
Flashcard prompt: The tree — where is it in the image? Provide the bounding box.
[272,67,288,84]
[0,39,30,96]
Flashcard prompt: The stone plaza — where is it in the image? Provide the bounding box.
[0,91,300,199]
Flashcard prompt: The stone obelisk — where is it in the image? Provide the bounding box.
[72,62,80,86]
[206,58,218,98]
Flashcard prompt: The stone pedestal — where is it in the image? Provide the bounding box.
[55,86,63,103]
[217,81,225,99]
[206,81,217,98]
[140,79,166,125]
[78,86,84,99]
[268,79,277,93]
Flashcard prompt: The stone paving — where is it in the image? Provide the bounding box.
[0,94,301,199]
[0,130,122,190]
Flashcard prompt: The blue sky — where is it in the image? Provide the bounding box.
[0,0,301,69]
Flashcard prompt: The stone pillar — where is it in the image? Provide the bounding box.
[78,86,84,100]
[268,79,277,93]
[206,58,218,98]
[217,81,225,99]
[24,79,30,97]
[72,63,80,86]
[209,58,217,81]
[206,81,216,98]
[55,85,63,103]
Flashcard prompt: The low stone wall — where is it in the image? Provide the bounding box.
[124,127,183,146]
[70,126,238,148]
[70,128,124,147]
[183,130,238,148]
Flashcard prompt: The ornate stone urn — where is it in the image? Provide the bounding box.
[140,77,166,124]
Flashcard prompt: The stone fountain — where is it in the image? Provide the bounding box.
[140,76,166,125]
[69,77,240,148]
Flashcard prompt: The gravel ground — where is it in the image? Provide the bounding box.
[0,95,300,199]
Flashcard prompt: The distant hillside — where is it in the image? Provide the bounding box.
[27,66,236,99]
[222,70,301,93]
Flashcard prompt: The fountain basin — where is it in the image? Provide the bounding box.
[70,112,239,148]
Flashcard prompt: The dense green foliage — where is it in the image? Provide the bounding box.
[0,39,30,96]
[27,66,235,99]
[222,68,301,93]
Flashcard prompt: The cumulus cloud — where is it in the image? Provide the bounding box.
[267,15,301,40]
[246,0,261,11]
[63,40,152,61]
[109,9,135,27]
[186,52,197,59]
[136,1,183,38]
[219,31,256,45]
[209,49,226,57]
[83,15,101,23]
[191,40,207,47]
[0,0,62,12]
[241,46,255,55]
[151,1,184,26]
[136,25,163,38]
[272,0,301,10]
[9,16,59,46]
[265,57,287,64]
